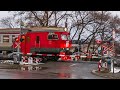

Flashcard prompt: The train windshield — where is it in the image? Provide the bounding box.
[48,33,59,40]
[67,35,71,40]
[61,35,71,40]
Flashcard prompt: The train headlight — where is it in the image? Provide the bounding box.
[64,28,67,31]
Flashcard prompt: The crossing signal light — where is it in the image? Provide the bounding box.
[15,38,19,42]
[20,35,25,42]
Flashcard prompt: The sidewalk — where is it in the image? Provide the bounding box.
[91,69,120,79]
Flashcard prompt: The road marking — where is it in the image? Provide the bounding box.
[70,64,76,67]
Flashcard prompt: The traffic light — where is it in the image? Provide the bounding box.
[20,35,25,42]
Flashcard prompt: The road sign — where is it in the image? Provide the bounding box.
[102,45,114,53]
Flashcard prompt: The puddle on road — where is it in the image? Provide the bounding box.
[20,65,48,71]
[0,64,48,71]
[49,72,78,79]
[57,73,71,78]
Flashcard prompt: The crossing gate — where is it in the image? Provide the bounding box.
[14,42,21,48]
[59,55,80,61]
[102,44,115,56]
[20,56,43,65]
[86,52,92,59]
[59,52,80,61]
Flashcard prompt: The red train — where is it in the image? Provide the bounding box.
[12,27,72,63]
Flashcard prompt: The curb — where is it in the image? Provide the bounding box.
[91,69,120,79]
[91,70,110,79]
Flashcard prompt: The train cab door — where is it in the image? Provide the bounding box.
[24,34,31,54]
[35,35,40,48]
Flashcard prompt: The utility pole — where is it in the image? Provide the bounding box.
[112,29,115,73]
[78,40,80,54]
[54,11,57,27]
[101,11,104,62]
[101,30,104,62]
[45,11,48,26]
[17,19,23,62]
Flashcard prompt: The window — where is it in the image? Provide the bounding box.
[48,34,53,39]
[12,35,16,42]
[52,34,58,39]
[61,35,71,40]
[67,35,71,40]
[61,35,67,40]
[48,33,58,40]
[36,36,39,43]
[3,35,9,43]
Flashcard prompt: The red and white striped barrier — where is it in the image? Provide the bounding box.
[20,56,43,65]
[59,54,80,61]
[25,52,98,62]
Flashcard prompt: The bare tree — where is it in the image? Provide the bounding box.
[0,16,18,28]
[10,11,69,27]
[1,11,120,56]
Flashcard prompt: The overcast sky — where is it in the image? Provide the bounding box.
[0,11,120,19]
[0,11,9,18]
[110,11,120,16]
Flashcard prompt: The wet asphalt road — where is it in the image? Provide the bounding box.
[0,61,105,79]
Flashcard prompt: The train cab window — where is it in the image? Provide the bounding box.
[67,35,71,40]
[3,35,9,43]
[61,35,67,40]
[36,36,40,43]
[48,33,58,40]
[48,34,53,39]
[61,35,71,40]
[52,34,58,39]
